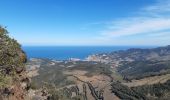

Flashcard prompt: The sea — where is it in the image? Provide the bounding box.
[22,46,155,60]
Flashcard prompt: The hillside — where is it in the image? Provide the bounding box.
[27,59,120,100]
[0,27,29,100]
[85,45,170,99]
[87,46,170,80]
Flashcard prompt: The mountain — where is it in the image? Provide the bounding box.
[87,45,170,99]
[87,45,170,80]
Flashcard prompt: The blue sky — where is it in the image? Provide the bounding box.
[0,0,170,46]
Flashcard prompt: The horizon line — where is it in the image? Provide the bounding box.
[21,45,160,47]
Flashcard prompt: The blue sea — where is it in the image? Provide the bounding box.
[22,46,155,60]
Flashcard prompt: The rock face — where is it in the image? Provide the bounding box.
[0,27,29,100]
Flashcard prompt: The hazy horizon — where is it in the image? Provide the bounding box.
[21,44,160,47]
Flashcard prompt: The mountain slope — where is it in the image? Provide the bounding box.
[0,26,29,100]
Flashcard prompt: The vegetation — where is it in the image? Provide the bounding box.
[31,64,75,88]
[46,83,84,100]
[111,81,146,100]
[28,59,114,100]
[118,60,170,80]
[30,60,112,88]
[0,26,27,99]
[0,73,12,88]
[0,26,26,73]
[67,61,112,77]
[111,79,170,100]
[132,80,170,99]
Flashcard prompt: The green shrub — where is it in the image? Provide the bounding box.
[0,73,12,89]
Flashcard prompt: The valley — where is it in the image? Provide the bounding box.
[26,45,170,100]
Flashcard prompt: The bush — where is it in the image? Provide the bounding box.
[0,73,12,89]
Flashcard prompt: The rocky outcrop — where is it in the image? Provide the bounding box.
[0,26,30,100]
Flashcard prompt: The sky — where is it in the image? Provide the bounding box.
[0,0,170,46]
